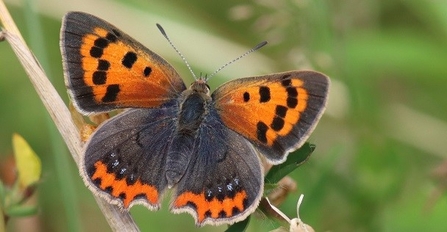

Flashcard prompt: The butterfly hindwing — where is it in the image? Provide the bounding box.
[171,109,263,226]
[61,12,186,114]
[212,71,329,163]
[82,107,178,209]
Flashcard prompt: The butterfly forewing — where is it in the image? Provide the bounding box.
[61,12,186,114]
[212,71,329,163]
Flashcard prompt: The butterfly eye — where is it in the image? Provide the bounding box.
[201,83,210,95]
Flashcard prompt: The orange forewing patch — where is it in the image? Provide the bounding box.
[215,78,308,146]
[79,27,181,107]
[91,161,158,207]
[174,191,247,222]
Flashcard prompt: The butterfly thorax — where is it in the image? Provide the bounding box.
[165,80,211,188]
[176,80,211,131]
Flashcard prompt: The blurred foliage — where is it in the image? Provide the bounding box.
[12,133,41,189]
[1,134,40,230]
[1,0,447,231]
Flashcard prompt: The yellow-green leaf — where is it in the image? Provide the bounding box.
[12,134,41,188]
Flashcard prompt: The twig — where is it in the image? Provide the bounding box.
[0,1,139,231]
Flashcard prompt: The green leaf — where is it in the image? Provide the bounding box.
[12,134,41,188]
[225,215,250,232]
[264,143,315,184]
[5,205,38,217]
[263,183,279,195]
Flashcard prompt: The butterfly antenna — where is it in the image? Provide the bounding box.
[156,24,198,80]
[207,41,268,80]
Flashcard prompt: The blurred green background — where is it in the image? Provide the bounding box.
[1,0,447,231]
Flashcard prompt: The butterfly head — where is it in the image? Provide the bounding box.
[189,78,210,95]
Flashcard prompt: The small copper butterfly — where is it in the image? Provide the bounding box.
[60,11,329,226]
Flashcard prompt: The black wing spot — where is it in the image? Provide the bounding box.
[271,117,285,131]
[259,86,271,103]
[134,193,148,200]
[232,206,241,215]
[106,32,118,42]
[287,97,298,108]
[92,177,102,186]
[122,52,137,69]
[97,59,110,71]
[102,84,120,102]
[256,121,269,143]
[286,87,298,108]
[187,201,198,209]
[144,66,152,77]
[275,105,288,118]
[243,92,250,102]
[92,71,107,85]
[218,210,227,218]
[104,186,114,194]
[204,210,212,218]
[287,87,298,97]
[94,38,109,48]
[90,47,103,58]
[281,75,292,86]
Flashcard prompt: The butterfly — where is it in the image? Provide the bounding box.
[60,11,329,226]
